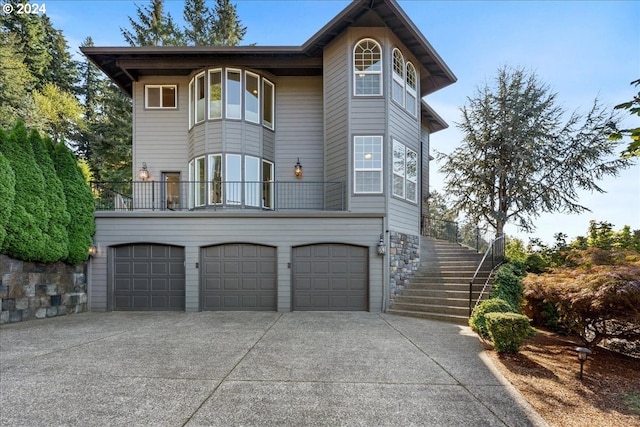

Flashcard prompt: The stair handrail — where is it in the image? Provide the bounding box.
[468,233,505,316]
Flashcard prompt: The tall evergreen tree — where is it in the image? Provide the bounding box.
[0,143,16,250]
[211,0,246,46]
[41,16,79,94]
[33,82,84,145]
[183,0,216,45]
[121,0,185,46]
[0,34,39,129]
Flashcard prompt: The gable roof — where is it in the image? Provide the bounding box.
[82,0,456,97]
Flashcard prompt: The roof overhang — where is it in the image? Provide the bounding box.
[421,100,449,133]
[82,0,456,97]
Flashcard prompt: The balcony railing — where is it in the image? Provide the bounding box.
[91,180,345,212]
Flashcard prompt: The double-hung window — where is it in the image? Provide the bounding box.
[245,72,260,123]
[262,79,274,130]
[354,136,383,193]
[209,69,222,119]
[353,39,382,96]
[392,49,405,106]
[405,62,418,117]
[208,154,222,204]
[145,85,177,109]
[194,73,205,123]
[392,139,418,203]
[226,69,242,119]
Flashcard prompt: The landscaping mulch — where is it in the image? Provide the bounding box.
[485,329,640,427]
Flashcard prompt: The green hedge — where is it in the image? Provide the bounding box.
[469,298,516,339]
[491,263,525,311]
[0,141,16,248]
[485,312,536,353]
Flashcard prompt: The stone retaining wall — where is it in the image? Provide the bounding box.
[0,255,87,324]
[389,231,420,300]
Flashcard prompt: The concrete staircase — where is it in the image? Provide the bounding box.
[387,237,493,324]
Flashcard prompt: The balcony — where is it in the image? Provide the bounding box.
[91,181,345,212]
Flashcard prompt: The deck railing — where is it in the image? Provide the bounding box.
[91,180,345,211]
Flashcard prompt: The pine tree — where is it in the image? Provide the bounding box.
[211,0,246,46]
[0,34,39,129]
[77,37,105,159]
[121,0,185,46]
[41,16,79,94]
[183,0,216,46]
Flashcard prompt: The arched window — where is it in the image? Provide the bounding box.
[392,48,405,106]
[405,62,417,116]
[353,38,382,96]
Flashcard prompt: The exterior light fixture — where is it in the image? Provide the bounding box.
[294,158,303,178]
[376,234,386,256]
[575,346,592,380]
[139,162,150,181]
[88,244,98,257]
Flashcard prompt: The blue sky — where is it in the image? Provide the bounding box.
[44,0,640,244]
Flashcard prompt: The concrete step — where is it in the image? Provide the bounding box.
[393,295,470,308]
[389,302,469,317]
[400,289,487,299]
[386,308,470,325]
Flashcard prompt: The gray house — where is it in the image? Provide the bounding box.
[82,0,455,313]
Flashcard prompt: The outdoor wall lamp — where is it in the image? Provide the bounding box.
[294,158,303,178]
[88,244,98,257]
[575,346,592,380]
[139,162,150,181]
[376,234,386,256]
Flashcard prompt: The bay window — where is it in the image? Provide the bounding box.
[209,69,222,119]
[226,69,242,119]
[245,72,260,123]
[354,136,383,193]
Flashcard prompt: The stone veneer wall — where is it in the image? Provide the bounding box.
[389,231,420,300]
[0,255,87,324]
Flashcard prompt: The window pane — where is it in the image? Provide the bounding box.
[244,156,260,207]
[355,171,381,193]
[263,80,274,129]
[189,80,194,127]
[225,154,242,204]
[393,141,405,198]
[355,74,380,96]
[262,160,274,209]
[226,70,241,119]
[354,136,382,193]
[354,39,382,95]
[162,86,176,108]
[209,70,222,119]
[147,87,160,107]
[245,73,259,123]
[188,160,194,208]
[209,154,222,204]
[406,149,417,202]
[406,93,416,116]
[196,74,205,122]
[196,157,205,206]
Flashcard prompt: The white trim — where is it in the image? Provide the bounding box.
[392,48,405,107]
[353,38,383,96]
[406,62,418,117]
[144,84,177,109]
[194,72,206,124]
[208,69,222,120]
[244,71,260,124]
[226,68,242,120]
[353,135,383,194]
[262,78,275,130]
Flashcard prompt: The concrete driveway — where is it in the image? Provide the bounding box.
[0,312,546,426]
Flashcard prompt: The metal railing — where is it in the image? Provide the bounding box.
[421,215,492,253]
[91,180,345,211]
[468,233,505,316]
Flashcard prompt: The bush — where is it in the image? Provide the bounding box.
[525,253,548,273]
[0,146,16,249]
[523,299,560,331]
[490,263,525,311]
[485,312,536,353]
[469,298,516,338]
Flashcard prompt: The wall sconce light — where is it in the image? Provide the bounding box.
[139,162,150,181]
[575,347,592,380]
[376,234,386,256]
[294,158,303,178]
[88,244,98,257]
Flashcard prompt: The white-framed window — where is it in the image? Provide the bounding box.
[262,159,274,209]
[392,140,405,199]
[353,38,382,96]
[188,79,194,128]
[226,69,242,119]
[392,49,405,106]
[392,139,418,203]
[209,69,222,119]
[245,72,260,124]
[188,159,194,207]
[208,154,222,204]
[354,136,383,193]
[263,79,274,130]
[195,72,205,123]
[225,154,242,204]
[406,62,418,117]
[244,156,261,207]
[195,156,206,207]
[145,85,177,109]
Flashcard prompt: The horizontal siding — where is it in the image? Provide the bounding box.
[263,129,275,161]
[90,214,384,312]
[388,197,420,235]
[275,76,324,183]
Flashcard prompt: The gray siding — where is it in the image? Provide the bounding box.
[90,212,384,312]
[275,76,324,183]
[263,129,275,162]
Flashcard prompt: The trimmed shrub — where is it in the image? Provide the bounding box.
[469,298,516,339]
[491,263,525,311]
[0,141,16,248]
[485,312,536,353]
[51,142,95,264]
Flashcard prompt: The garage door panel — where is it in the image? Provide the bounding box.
[202,244,277,311]
[114,244,185,311]
[293,244,368,311]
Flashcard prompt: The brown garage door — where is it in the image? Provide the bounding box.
[201,244,277,311]
[113,244,185,310]
[292,244,368,311]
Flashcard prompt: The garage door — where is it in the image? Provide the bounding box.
[201,244,277,311]
[292,244,368,311]
[113,244,185,310]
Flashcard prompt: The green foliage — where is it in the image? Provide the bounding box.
[491,263,525,311]
[439,66,630,237]
[524,253,548,274]
[33,83,84,145]
[0,138,16,248]
[469,298,517,339]
[607,78,640,158]
[505,237,527,263]
[51,142,95,264]
[0,34,38,130]
[121,0,186,46]
[485,312,536,353]
[31,131,70,261]
[211,0,247,46]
